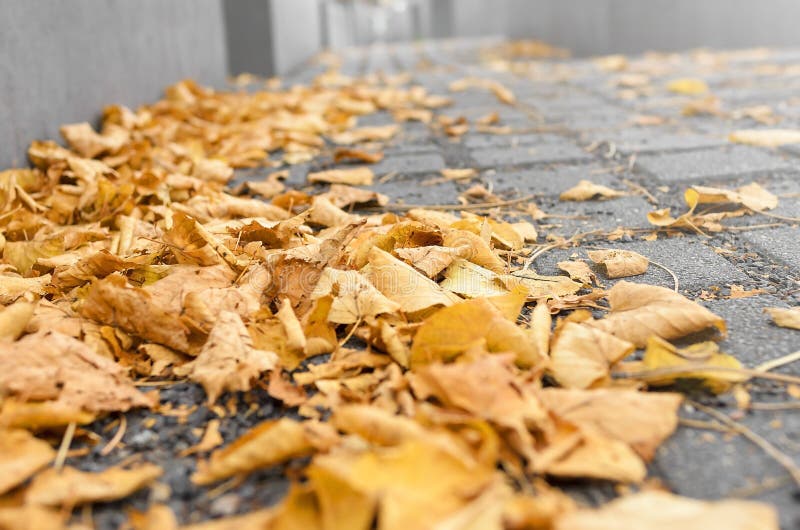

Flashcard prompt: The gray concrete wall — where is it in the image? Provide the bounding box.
[0,0,228,169]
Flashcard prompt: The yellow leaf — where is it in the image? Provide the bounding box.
[0,301,35,340]
[394,245,471,278]
[765,306,800,330]
[557,260,597,285]
[554,491,778,530]
[440,259,511,298]
[310,267,401,324]
[506,270,582,299]
[440,168,478,181]
[587,249,649,278]
[543,431,646,483]
[729,128,800,147]
[587,281,726,347]
[549,322,635,388]
[0,429,55,495]
[667,78,709,95]
[26,463,162,506]
[559,180,624,201]
[0,506,65,530]
[633,336,747,393]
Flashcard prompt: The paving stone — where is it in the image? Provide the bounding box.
[635,146,795,182]
[739,226,800,270]
[588,128,727,154]
[470,141,591,169]
[530,236,750,291]
[461,132,567,150]
[487,162,621,197]
[363,152,446,176]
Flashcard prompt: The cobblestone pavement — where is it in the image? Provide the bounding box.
[88,40,800,528]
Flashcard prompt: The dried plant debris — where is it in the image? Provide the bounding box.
[0,50,789,529]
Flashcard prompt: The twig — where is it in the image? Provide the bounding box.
[614,365,800,385]
[54,422,77,471]
[648,259,680,292]
[727,475,791,498]
[339,316,363,347]
[378,171,399,184]
[749,401,800,411]
[678,417,734,433]
[727,223,784,231]
[755,350,800,373]
[623,178,658,205]
[100,415,127,456]
[368,194,534,212]
[689,400,800,488]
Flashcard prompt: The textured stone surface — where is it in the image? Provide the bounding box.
[470,141,591,169]
[635,146,795,182]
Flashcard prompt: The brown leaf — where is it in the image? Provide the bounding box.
[333,148,384,164]
[587,281,726,347]
[0,301,35,340]
[0,429,55,495]
[554,491,778,530]
[440,168,478,181]
[329,125,399,145]
[587,249,649,278]
[321,184,388,208]
[0,330,154,413]
[690,182,778,211]
[0,506,65,530]
[557,260,597,285]
[394,245,471,278]
[179,419,224,457]
[174,311,278,403]
[311,267,400,324]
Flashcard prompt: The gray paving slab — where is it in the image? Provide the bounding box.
[487,162,621,197]
[635,146,796,182]
[739,226,800,270]
[470,141,591,169]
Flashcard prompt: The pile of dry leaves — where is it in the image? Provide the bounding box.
[0,67,791,530]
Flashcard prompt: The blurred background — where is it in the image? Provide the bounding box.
[4,0,800,168]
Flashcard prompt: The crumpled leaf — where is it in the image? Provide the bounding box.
[587,281,726,347]
[363,247,460,315]
[554,490,778,530]
[647,188,726,233]
[690,182,778,212]
[666,78,709,95]
[310,267,400,324]
[540,388,682,460]
[627,336,747,393]
[175,311,278,403]
[308,167,374,186]
[0,429,55,495]
[729,128,800,147]
[507,270,582,300]
[60,122,128,158]
[0,330,154,413]
[549,322,635,389]
[307,438,497,530]
[557,260,597,285]
[0,300,35,340]
[193,418,335,485]
[321,184,388,208]
[333,148,384,164]
[0,274,50,304]
[410,293,543,367]
[559,180,624,201]
[440,259,512,298]
[587,249,649,278]
[541,430,646,483]
[440,168,478,181]
[329,125,399,145]
[0,506,65,530]
[25,463,162,506]
[764,306,800,330]
[394,245,471,277]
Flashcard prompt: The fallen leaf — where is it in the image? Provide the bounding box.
[174,311,278,403]
[193,418,330,485]
[588,281,726,347]
[329,125,399,145]
[549,322,635,389]
[542,431,646,483]
[0,300,35,340]
[26,463,162,506]
[764,306,800,330]
[554,490,778,530]
[557,260,597,285]
[440,168,478,181]
[729,128,800,147]
[310,267,401,324]
[333,148,384,164]
[321,184,388,208]
[690,182,778,212]
[308,167,374,186]
[559,180,624,201]
[0,506,65,530]
[0,429,55,495]
[727,285,766,299]
[587,249,649,278]
[179,419,224,457]
[667,78,709,95]
[394,245,471,277]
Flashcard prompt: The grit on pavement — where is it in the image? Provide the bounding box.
[82,39,800,528]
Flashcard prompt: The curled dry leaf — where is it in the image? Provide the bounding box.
[307,167,375,186]
[333,148,384,164]
[559,180,625,201]
[26,463,163,506]
[0,300,35,340]
[321,184,388,208]
[0,506,65,530]
[440,168,478,181]
[554,490,778,530]
[311,267,400,324]
[587,249,649,278]
[329,124,399,145]
[174,311,278,404]
[647,188,725,233]
[729,128,800,147]
[541,430,646,483]
[394,245,471,278]
[179,419,224,457]
[549,322,635,389]
[587,281,726,348]
[193,418,335,485]
[0,429,55,495]
[450,77,516,105]
[690,182,778,212]
[764,306,800,330]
